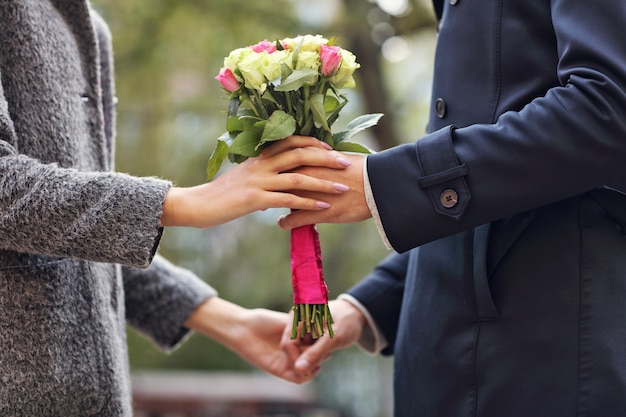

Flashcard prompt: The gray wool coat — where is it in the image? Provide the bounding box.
[0,1,217,416]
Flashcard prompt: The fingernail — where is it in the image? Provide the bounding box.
[333,183,349,192]
[296,358,310,369]
[316,201,331,209]
[276,214,287,227]
[320,141,333,150]
[337,157,352,167]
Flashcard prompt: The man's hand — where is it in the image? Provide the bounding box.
[277,152,372,230]
[281,299,367,375]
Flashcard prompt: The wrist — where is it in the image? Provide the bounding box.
[184,297,246,347]
[160,186,184,227]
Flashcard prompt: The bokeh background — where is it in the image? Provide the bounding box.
[90,0,438,415]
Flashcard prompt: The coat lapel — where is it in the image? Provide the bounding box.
[49,0,101,101]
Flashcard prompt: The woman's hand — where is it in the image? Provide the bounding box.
[160,136,352,228]
[185,297,315,384]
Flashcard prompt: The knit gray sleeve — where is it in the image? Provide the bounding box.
[0,150,170,268]
[123,254,217,351]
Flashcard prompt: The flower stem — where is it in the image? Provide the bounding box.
[251,89,269,119]
[290,303,335,340]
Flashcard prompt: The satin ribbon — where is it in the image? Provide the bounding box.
[290,224,328,304]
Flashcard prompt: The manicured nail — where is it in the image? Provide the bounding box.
[320,141,333,150]
[317,201,331,209]
[333,183,350,192]
[337,157,352,167]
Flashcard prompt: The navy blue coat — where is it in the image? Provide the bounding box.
[348,0,626,416]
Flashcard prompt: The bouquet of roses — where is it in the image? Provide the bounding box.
[209,34,382,340]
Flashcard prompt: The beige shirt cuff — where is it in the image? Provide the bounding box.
[363,156,393,250]
[337,293,388,355]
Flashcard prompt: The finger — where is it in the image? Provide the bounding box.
[267,147,351,173]
[261,136,331,158]
[283,338,305,364]
[267,172,349,194]
[278,210,322,229]
[263,193,336,212]
[280,367,315,384]
[294,338,333,374]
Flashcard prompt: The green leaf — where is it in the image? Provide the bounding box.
[240,116,263,130]
[333,141,373,154]
[323,95,340,113]
[321,130,334,147]
[206,140,229,180]
[333,113,384,144]
[259,110,296,145]
[226,116,244,133]
[217,130,237,147]
[237,108,259,118]
[300,115,314,136]
[272,63,294,89]
[274,68,318,92]
[310,93,330,131]
[325,97,348,128]
[230,128,263,157]
[345,113,384,133]
[229,153,249,164]
[227,97,241,119]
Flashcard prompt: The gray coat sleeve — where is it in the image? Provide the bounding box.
[0,147,171,268]
[123,254,217,351]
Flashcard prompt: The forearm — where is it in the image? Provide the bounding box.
[184,297,247,350]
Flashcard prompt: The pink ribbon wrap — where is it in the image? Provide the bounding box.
[290,224,328,304]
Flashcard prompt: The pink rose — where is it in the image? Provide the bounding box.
[320,44,342,76]
[215,68,240,92]
[251,39,277,54]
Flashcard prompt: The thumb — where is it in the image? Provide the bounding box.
[278,211,317,230]
[294,338,332,374]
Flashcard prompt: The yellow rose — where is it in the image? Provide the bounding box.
[224,47,252,73]
[281,34,328,52]
[295,51,321,72]
[239,52,269,93]
[261,50,290,82]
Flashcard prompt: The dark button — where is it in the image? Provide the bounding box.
[435,98,446,118]
[450,0,458,5]
[440,189,458,208]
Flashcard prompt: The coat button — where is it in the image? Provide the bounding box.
[440,189,458,208]
[435,98,446,118]
[450,0,458,5]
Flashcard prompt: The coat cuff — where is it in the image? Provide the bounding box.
[367,126,471,252]
[415,125,470,219]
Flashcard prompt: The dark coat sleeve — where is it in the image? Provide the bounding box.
[368,0,626,253]
[347,250,412,354]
